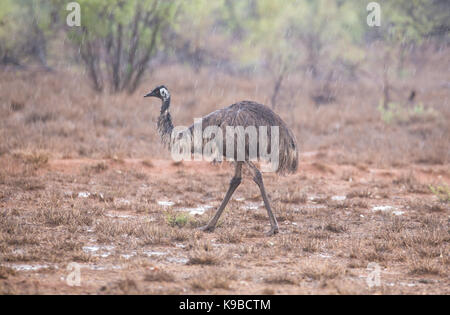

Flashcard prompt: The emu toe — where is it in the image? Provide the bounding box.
[198,225,215,233]
[265,227,279,236]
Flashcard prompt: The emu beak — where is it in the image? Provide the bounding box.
[144,91,156,97]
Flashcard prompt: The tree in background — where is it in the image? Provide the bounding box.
[224,0,365,107]
[370,0,450,108]
[168,0,226,72]
[66,0,178,93]
[0,0,448,99]
[0,0,58,68]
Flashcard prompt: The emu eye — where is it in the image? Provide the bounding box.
[160,88,168,98]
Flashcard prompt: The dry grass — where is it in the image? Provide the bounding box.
[0,266,16,279]
[279,189,308,204]
[217,227,244,244]
[187,248,221,266]
[141,159,154,168]
[36,207,94,227]
[0,55,449,167]
[11,150,49,169]
[264,273,298,285]
[0,155,448,294]
[393,172,430,194]
[0,58,448,294]
[190,269,236,291]
[144,268,176,282]
[100,278,141,295]
[301,261,346,281]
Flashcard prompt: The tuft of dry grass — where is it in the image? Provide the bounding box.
[261,288,275,294]
[170,228,191,242]
[141,159,154,168]
[144,268,175,282]
[187,241,221,266]
[346,189,372,199]
[10,100,25,112]
[312,162,335,174]
[264,273,298,285]
[393,172,429,194]
[279,189,307,204]
[95,219,170,245]
[217,227,243,244]
[100,278,140,295]
[190,270,235,291]
[84,161,108,174]
[8,177,45,191]
[301,261,346,281]
[187,251,220,266]
[0,266,16,279]
[12,150,49,169]
[301,238,322,253]
[407,255,446,276]
[324,222,348,234]
[36,207,93,227]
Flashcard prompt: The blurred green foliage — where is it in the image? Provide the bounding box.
[378,102,437,124]
[0,0,58,66]
[429,184,450,203]
[64,0,179,92]
[0,0,448,92]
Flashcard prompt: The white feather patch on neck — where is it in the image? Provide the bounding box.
[160,87,170,100]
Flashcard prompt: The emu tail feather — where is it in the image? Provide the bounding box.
[276,129,298,175]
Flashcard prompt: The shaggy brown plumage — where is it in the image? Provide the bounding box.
[187,100,298,174]
[144,85,299,235]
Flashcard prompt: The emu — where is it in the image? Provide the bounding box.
[144,85,298,236]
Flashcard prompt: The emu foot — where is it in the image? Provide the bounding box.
[198,225,215,233]
[265,226,279,236]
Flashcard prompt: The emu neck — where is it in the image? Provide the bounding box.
[157,98,174,146]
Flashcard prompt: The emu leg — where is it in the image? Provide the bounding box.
[247,162,279,236]
[200,162,242,232]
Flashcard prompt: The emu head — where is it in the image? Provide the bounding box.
[144,85,170,101]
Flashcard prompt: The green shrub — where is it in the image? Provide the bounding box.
[429,184,450,203]
[378,102,437,124]
[166,212,190,227]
